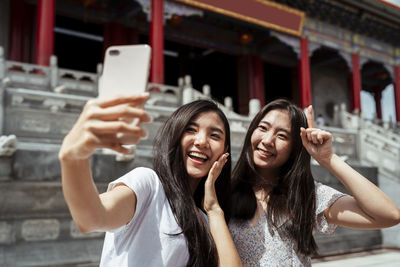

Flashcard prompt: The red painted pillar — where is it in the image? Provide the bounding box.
[8,0,25,61]
[237,56,250,114]
[394,65,400,122]
[127,28,139,44]
[374,87,382,120]
[103,23,127,55]
[299,38,312,109]
[35,0,55,66]
[351,53,362,112]
[150,0,164,84]
[249,56,265,107]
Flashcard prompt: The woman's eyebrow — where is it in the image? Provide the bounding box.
[260,120,290,134]
[210,127,224,134]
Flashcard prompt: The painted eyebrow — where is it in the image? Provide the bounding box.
[210,127,224,135]
[259,120,291,134]
[187,122,225,134]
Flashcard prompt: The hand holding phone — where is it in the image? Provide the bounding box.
[99,45,151,144]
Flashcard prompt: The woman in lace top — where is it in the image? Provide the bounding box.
[229,99,400,266]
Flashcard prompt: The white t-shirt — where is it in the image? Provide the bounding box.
[99,167,189,267]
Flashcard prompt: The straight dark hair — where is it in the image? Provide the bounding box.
[153,100,231,267]
[231,98,317,255]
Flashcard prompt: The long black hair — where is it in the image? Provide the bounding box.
[231,98,317,255]
[153,100,231,267]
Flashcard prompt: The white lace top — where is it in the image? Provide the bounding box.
[229,182,345,267]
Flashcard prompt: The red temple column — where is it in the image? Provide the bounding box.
[394,65,400,122]
[237,56,250,114]
[103,23,127,53]
[373,87,382,120]
[35,0,55,66]
[299,38,312,109]
[127,28,139,45]
[150,0,164,84]
[249,56,265,107]
[237,55,265,114]
[8,0,25,61]
[350,53,362,112]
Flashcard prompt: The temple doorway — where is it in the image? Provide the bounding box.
[164,39,238,109]
[263,63,294,103]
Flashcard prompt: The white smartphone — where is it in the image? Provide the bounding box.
[99,44,151,98]
[98,44,151,145]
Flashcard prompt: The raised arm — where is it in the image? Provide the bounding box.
[59,94,150,232]
[203,153,242,267]
[300,106,400,229]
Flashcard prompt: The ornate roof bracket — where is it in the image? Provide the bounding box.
[305,18,398,68]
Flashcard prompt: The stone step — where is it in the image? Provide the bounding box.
[315,227,381,254]
[0,238,103,267]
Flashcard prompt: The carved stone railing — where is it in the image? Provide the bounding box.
[55,65,99,96]
[338,103,400,135]
[3,86,252,153]
[0,134,17,156]
[4,88,88,142]
[336,104,400,179]
[4,60,51,90]
[360,127,400,177]
[4,80,361,163]
[0,47,256,121]
[323,126,359,161]
[0,49,260,162]
[2,57,101,96]
[147,82,181,107]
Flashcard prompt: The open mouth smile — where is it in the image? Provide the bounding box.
[188,151,209,164]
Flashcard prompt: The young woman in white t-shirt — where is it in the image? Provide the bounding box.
[59,95,242,267]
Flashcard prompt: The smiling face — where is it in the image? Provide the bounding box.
[251,109,293,178]
[180,111,226,185]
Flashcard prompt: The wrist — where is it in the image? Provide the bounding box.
[59,150,89,165]
[317,153,336,169]
[206,207,224,218]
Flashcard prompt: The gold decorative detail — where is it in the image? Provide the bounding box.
[352,34,359,44]
[174,0,305,37]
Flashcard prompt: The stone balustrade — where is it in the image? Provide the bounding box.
[2,85,252,165]
[0,50,100,96]
[336,104,400,180]
[360,126,400,178]
[322,126,359,161]
[0,135,17,156]
[4,60,51,90]
[56,67,99,96]
[3,88,88,142]
[147,82,182,106]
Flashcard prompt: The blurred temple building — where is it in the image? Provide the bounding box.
[0,0,400,266]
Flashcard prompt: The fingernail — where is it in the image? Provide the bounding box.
[140,92,150,97]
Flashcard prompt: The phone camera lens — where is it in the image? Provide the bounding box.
[109,49,120,56]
